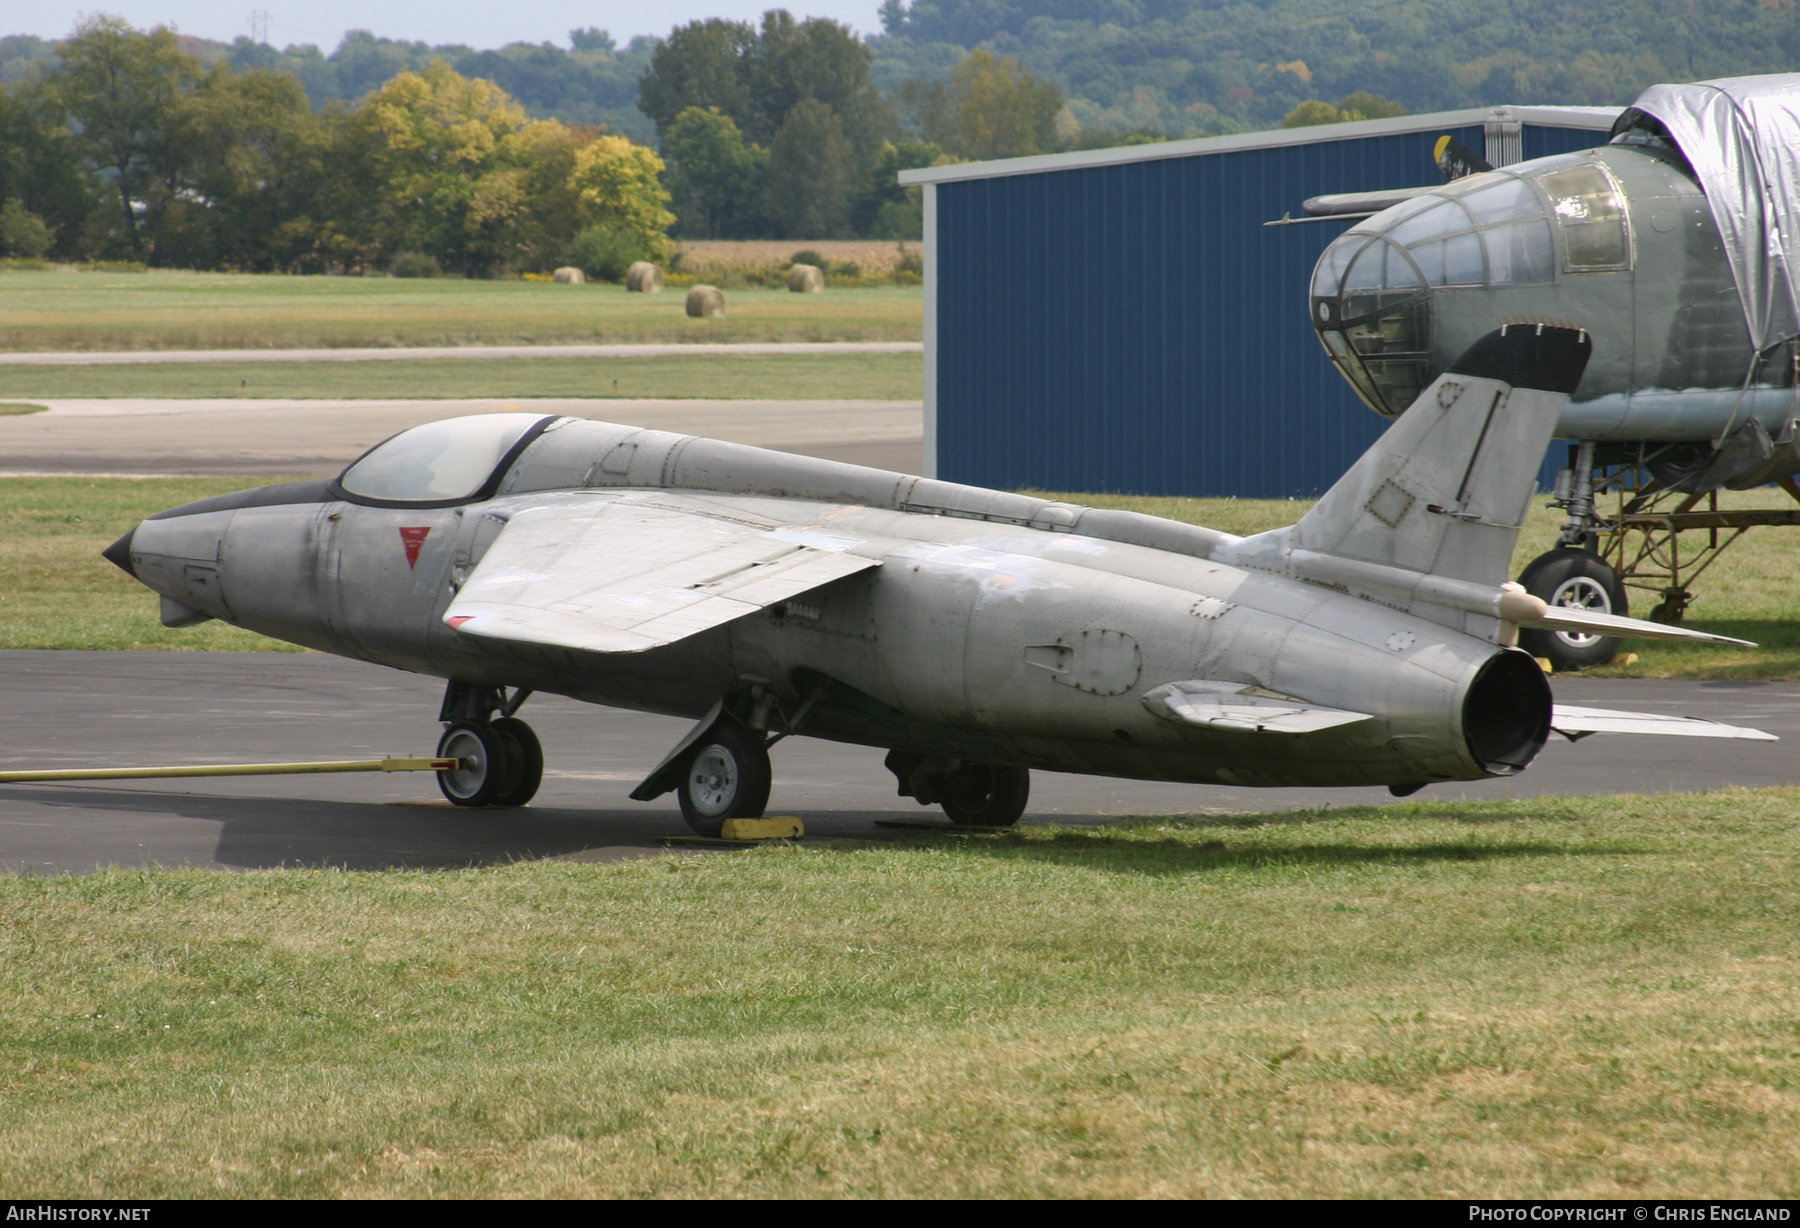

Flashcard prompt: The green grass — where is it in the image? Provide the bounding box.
[0,352,923,402]
[0,402,47,414]
[2,791,1797,1196]
[0,269,921,352]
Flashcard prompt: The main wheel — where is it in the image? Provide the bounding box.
[677,722,772,837]
[436,719,505,807]
[1517,548,1627,671]
[939,764,1030,827]
[489,716,544,807]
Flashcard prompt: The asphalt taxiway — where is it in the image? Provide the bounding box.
[1,650,1792,874]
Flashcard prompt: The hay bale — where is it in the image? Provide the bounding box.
[625,262,664,293]
[686,284,726,318]
[552,266,586,285]
[786,263,825,293]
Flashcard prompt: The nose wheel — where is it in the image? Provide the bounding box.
[433,683,545,808]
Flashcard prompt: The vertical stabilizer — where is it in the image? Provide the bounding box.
[1275,325,1590,588]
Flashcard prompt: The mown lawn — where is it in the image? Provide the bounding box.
[0,268,922,352]
[2,791,1796,1197]
[0,352,923,402]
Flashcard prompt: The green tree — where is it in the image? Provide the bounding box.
[746,10,889,152]
[567,132,676,264]
[851,138,942,239]
[150,66,324,270]
[764,98,856,239]
[636,19,757,140]
[902,49,1063,161]
[663,105,767,239]
[1281,92,1407,128]
[42,15,203,255]
[0,196,52,257]
[0,82,97,259]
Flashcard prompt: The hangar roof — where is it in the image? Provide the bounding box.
[899,105,1622,187]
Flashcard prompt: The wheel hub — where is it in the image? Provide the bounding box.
[1549,575,1611,647]
[689,746,739,817]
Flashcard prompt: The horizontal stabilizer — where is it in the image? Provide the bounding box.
[1144,681,1372,734]
[1526,608,1755,646]
[1551,704,1777,742]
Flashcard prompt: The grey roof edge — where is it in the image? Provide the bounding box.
[899,105,1623,186]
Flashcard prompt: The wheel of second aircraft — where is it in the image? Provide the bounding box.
[489,717,544,807]
[1516,548,1627,672]
[939,764,1030,827]
[677,722,773,837]
[436,719,505,807]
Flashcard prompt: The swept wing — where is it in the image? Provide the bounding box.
[443,495,878,654]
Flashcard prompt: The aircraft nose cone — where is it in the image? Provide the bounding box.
[101,527,137,578]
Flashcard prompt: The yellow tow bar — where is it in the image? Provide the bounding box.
[0,757,462,784]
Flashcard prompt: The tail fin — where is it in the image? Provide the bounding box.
[1287,325,1590,588]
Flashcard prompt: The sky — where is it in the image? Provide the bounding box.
[7,2,889,49]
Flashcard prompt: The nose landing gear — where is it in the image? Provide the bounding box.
[434,682,543,808]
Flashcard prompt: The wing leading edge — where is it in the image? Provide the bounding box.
[444,497,879,654]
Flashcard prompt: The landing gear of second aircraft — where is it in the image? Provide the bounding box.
[1516,547,1627,672]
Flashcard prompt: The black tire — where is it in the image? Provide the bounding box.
[1516,548,1627,671]
[677,722,772,837]
[489,717,544,807]
[436,719,504,807]
[939,764,1030,827]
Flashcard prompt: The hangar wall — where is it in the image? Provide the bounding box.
[904,107,1619,497]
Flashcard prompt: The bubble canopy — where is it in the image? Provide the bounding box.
[335,414,553,506]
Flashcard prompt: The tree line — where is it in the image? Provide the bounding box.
[0,12,1077,271]
[873,0,1800,137]
[0,17,673,276]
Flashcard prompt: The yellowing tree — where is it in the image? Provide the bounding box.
[566,135,676,264]
[905,49,1063,162]
[349,61,551,274]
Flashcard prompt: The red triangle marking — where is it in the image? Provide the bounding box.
[399,526,431,568]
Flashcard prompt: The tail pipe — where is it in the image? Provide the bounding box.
[1462,649,1552,775]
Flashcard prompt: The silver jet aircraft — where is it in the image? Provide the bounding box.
[103,326,1771,834]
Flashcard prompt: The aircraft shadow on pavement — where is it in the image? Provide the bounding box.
[0,784,1136,871]
[1,785,684,871]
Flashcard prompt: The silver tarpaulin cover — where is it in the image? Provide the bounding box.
[1622,74,1800,352]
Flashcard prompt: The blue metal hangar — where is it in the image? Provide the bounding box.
[900,105,1619,497]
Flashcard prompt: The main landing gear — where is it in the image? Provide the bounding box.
[434,682,543,808]
[885,751,1031,827]
[676,720,773,836]
[628,680,1034,836]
